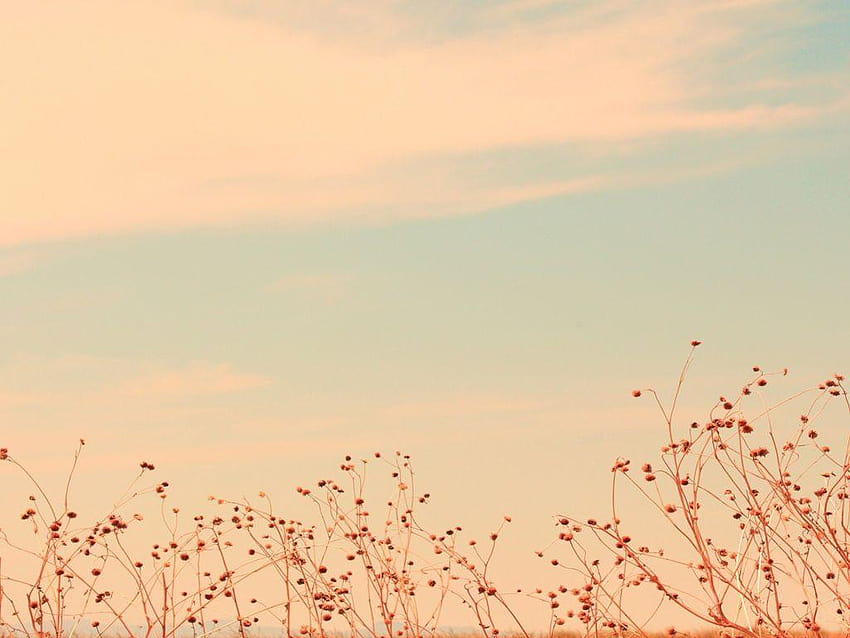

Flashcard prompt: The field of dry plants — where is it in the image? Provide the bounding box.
[1,343,849,638]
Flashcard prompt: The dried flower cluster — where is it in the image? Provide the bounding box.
[0,343,847,638]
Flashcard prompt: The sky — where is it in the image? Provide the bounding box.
[1,0,850,628]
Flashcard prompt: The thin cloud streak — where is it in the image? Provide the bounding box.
[0,357,272,408]
[0,1,844,246]
[0,250,47,278]
[266,273,354,299]
[120,363,272,398]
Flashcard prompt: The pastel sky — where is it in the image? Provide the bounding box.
[1,0,849,624]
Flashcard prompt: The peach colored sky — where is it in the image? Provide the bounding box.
[1,0,849,629]
[2,1,846,245]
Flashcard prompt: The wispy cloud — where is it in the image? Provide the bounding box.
[379,394,552,421]
[120,363,271,398]
[1,1,845,246]
[0,250,45,277]
[266,272,354,300]
[0,356,272,409]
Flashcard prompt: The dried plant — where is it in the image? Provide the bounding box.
[547,343,850,638]
[1,343,847,638]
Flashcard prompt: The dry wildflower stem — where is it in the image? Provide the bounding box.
[1,343,848,638]
[547,344,850,638]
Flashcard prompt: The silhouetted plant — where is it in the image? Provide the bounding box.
[1,343,847,638]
